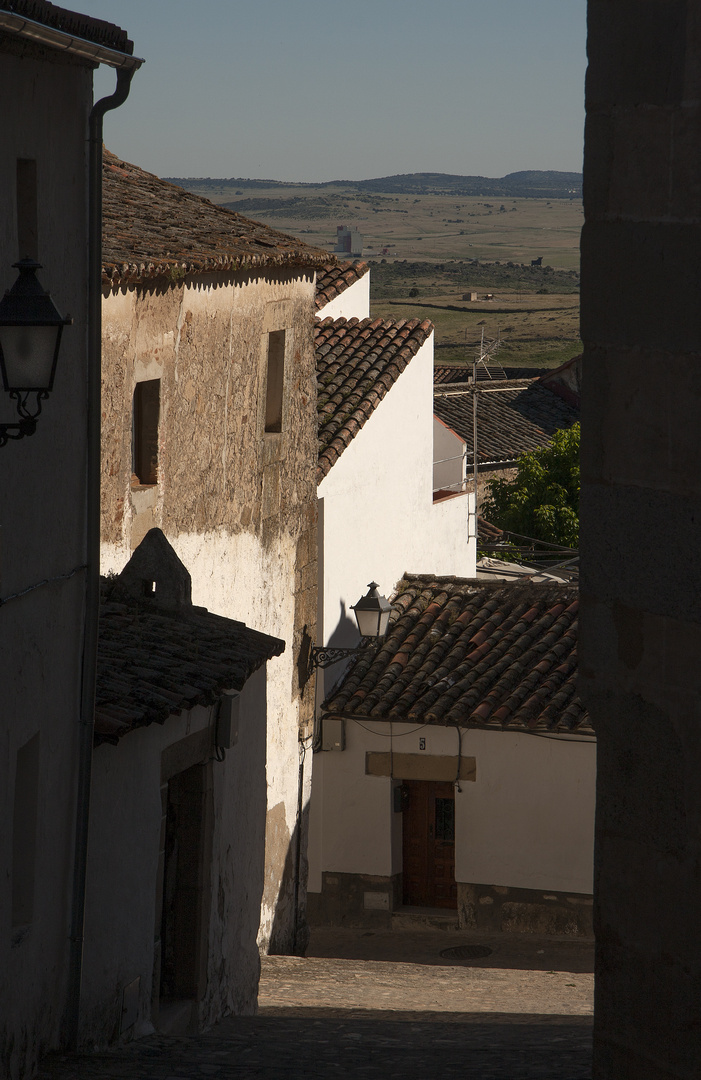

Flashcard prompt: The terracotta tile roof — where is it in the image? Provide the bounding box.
[477,517,505,543]
[316,316,433,482]
[323,575,590,735]
[102,150,330,288]
[434,379,579,466]
[315,262,369,311]
[95,579,284,746]
[0,0,132,51]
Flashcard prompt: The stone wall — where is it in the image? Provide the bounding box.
[100,267,318,954]
[581,4,701,1078]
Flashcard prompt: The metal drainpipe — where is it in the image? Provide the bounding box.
[66,66,137,1052]
[291,746,306,955]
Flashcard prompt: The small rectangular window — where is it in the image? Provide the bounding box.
[132,379,160,485]
[264,330,285,433]
[12,733,40,928]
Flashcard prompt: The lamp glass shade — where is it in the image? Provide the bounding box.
[0,259,69,392]
[0,323,61,391]
[352,582,392,639]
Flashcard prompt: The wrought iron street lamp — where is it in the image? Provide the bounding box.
[309,582,392,673]
[0,259,71,448]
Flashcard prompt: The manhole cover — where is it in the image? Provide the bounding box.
[440,944,493,960]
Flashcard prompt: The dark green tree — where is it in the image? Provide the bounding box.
[482,423,580,547]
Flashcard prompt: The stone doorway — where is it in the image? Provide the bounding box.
[158,761,211,1030]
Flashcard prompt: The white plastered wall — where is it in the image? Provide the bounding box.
[316,272,370,322]
[309,333,478,893]
[316,331,475,678]
[309,720,595,896]
[82,669,269,1044]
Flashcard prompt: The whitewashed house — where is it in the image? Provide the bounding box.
[433,372,580,507]
[311,264,476,704]
[309,575,595,934]
[82,530,284,1043]
[307,266,477,919]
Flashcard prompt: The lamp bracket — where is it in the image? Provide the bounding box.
[309,640,374,675]
[0,390,47,448]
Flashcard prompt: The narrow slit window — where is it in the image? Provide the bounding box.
[132,379,160,485]
[265,330,285,433]
[12,732,40,928]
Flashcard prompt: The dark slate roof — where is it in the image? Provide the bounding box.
[95,579,284,746]
[102,151,330,288]
[434,366,473,386]
[323,575,590,736]
[0,0,131,51]
[315,262,369,311]
[433,379,579,466]
[434,365,550,385]
[316,316,433,482]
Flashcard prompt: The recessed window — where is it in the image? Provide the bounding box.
[132,379,160,485]
[12,733,40,928]
[264,330,285,433]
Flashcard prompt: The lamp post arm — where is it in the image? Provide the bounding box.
[310,641,373,669]
[0,390,47,447]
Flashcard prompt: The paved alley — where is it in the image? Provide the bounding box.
[37,930,593,1079]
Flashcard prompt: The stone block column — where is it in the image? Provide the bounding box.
[580,3,701,1078]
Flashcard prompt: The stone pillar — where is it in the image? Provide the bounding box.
[580,3,701,1078]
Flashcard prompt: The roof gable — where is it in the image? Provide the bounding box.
[316,316,433,482]
[323,574,589,736]
[95,531,284,745]
[315,262,369,311]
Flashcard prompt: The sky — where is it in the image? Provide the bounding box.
[83,0,587,183]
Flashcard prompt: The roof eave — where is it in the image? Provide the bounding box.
[0,10,143,69]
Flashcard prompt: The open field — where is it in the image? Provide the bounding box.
[174,181,583,271]
[172,178,582,369]
[369,262,581,369]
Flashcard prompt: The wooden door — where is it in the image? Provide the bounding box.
[401,780,457,909]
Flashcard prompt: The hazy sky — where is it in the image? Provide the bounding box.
[84,0,586,183]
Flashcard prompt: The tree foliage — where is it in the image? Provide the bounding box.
[482,423,580,548]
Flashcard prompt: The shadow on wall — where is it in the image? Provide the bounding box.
[267,787,311,958]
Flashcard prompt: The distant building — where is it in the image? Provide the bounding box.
[462,291,478,301]
[333,225,363,257]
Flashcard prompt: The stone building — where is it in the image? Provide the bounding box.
[581,3,701,1077]
[98,152,329,955]
[0,3,139,1076]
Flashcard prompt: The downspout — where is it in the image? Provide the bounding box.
[66,65,138,1052]
[292,741,308,956]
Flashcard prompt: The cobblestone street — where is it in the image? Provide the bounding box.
[37,929,594,1079]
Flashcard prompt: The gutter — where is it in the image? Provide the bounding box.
[66,60,141,1051]
[0,10,142,69]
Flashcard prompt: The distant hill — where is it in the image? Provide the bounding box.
[165,170,582,200]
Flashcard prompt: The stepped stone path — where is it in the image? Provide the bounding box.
[37,929,593,1079]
